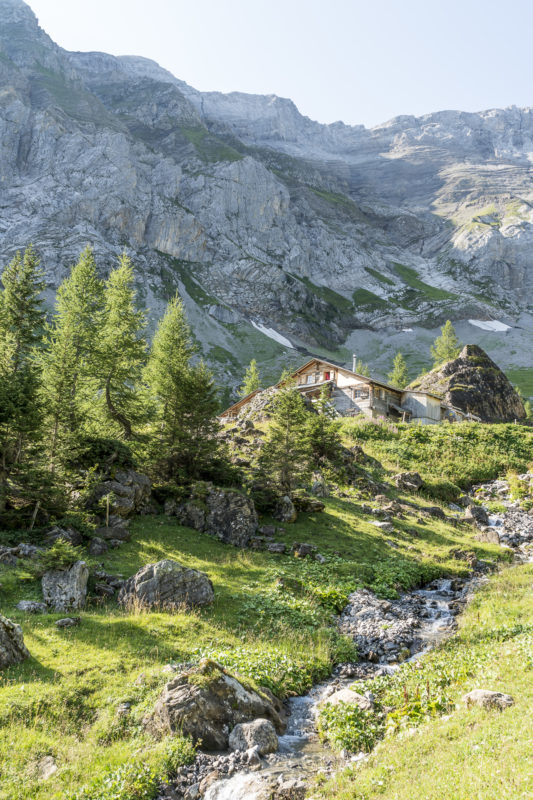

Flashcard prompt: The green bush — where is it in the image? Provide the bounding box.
[68,763,158,800]
[318,702,385,752]
[31,539,83,576]
[69,436,135,471]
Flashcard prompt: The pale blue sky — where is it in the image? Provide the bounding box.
[28,0,533,128]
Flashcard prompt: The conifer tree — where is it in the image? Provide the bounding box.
[238,359,260,398]
[174,360,222,481]
[40,247,104,470]
[430,320,461,367]
[0,246,45,511]
[354,358,371,377]
[96,253,147,439]
[387,352,410,388]
[259,384,311,492]
[306,385,342,464]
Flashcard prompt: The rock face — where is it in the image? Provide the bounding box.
[91,470,151,518]
[171,486,258,548]
[228,718,278,755]
[42,561,89,611]
[118,559,214,610]
[410,346,526,422]
[0,615,30,668]
[1,2,533,391]
[145,659,285,750]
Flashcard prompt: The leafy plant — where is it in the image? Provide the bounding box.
[318,702,385,752]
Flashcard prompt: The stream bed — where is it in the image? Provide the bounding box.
[163,479,533,800]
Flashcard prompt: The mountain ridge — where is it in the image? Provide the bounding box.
[1,0,532,397]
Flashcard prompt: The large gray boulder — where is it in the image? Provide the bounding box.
[229,718,278,755]
[42,561,89,612]
[118,560,214,611]
[273,496,297,523]
[394,472,424,492]
[0,615,30,669]
[145,659,285,750]
[91,469,151,518]
[173,486,258,548]
[465,505,490,527]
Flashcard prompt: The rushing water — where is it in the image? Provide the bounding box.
[203,577,469,800]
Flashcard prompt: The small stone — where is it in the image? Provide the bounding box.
[37,756,57,780]
[88,537,108,555]
[16,601,48,614]
[229,718,278,755]
[267,542,286,554]
[463,689,514,710]
[55,617,80,628]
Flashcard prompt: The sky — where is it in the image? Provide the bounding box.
[26,0,533,128]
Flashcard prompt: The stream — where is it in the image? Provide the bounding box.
[169,477,533,800]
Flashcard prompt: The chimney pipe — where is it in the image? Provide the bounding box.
[352,353,357,372]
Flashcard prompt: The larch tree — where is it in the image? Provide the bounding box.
[96,253,147,439]
[0,246,45,511]
[40,246,104,471]
[430,320,461,368]
[238,359,260,398]
[387,352,410,388]
[306,384,342,465]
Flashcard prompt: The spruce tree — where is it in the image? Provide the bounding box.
[174,360,222,481]
[306,385,342,465]
[259,384,311,493]
[0,246,45,512]
[238,359,260,398]
[354,358,371,377]
[387,352,410,388]
[96,253,147,439]
[40,247,104,470]
[430,320,461,367]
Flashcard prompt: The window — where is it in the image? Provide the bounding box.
[354,388,369,400]
[307,374,314,385]
[324,371,330,381]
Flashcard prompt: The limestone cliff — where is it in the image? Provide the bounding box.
[0,0,532,396]
[409,345,526,422]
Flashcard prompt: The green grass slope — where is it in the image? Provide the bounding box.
[0,489,506,799]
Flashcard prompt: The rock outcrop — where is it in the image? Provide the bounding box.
[0,615,30,668]
[168,486,258,548]
[91,470,151,518]
[145,659,285,750]
[409,345,526,422]
[118,559,214,610]
[41,561,89,611]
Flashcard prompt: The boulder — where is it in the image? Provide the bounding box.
[465,505,489,527]
[475,528,500,545]
[87,537,108,556]
[95,526,131,541]
[292,542,317,558]
[145,659,285,750]
[91,470,151,518]
[408,345,526,423]
[311,480,329,498]
[372,521,394,533]
[273,496,297,523]
[174,486,259,548]
[42,561,89,611]
[118,560,214,611]
[322,688,374,711]
[0,615,30,668]
[16,601,48,613]
[394,472,423,492]
[55,617,80,628]
[463,689,514,710]
[45,526,83,546]
[267,543,286,554]
[229,718,278,755]
[292,495,325,513]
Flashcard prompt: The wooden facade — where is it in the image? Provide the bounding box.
[220,357,463,425]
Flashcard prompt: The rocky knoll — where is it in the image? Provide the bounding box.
[1,0,533,387]
[145,659,285,750]
[409,345,526,422]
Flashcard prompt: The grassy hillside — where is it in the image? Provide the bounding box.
[0,489,506,799]
[316,563,533,800]
[341,419,533,496]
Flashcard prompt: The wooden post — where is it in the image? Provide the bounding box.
[106,494,110,527]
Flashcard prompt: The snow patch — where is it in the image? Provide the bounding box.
[251,321,294,348]
[402,328,414,332]
[468,319,511,332]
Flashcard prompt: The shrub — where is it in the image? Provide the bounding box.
[318,702,385,752]
[31,538,83,576]
[68,762,158,800]
[68,436,135,471]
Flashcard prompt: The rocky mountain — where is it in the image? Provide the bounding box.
[1,0,533,398]
[410,345,526,422]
